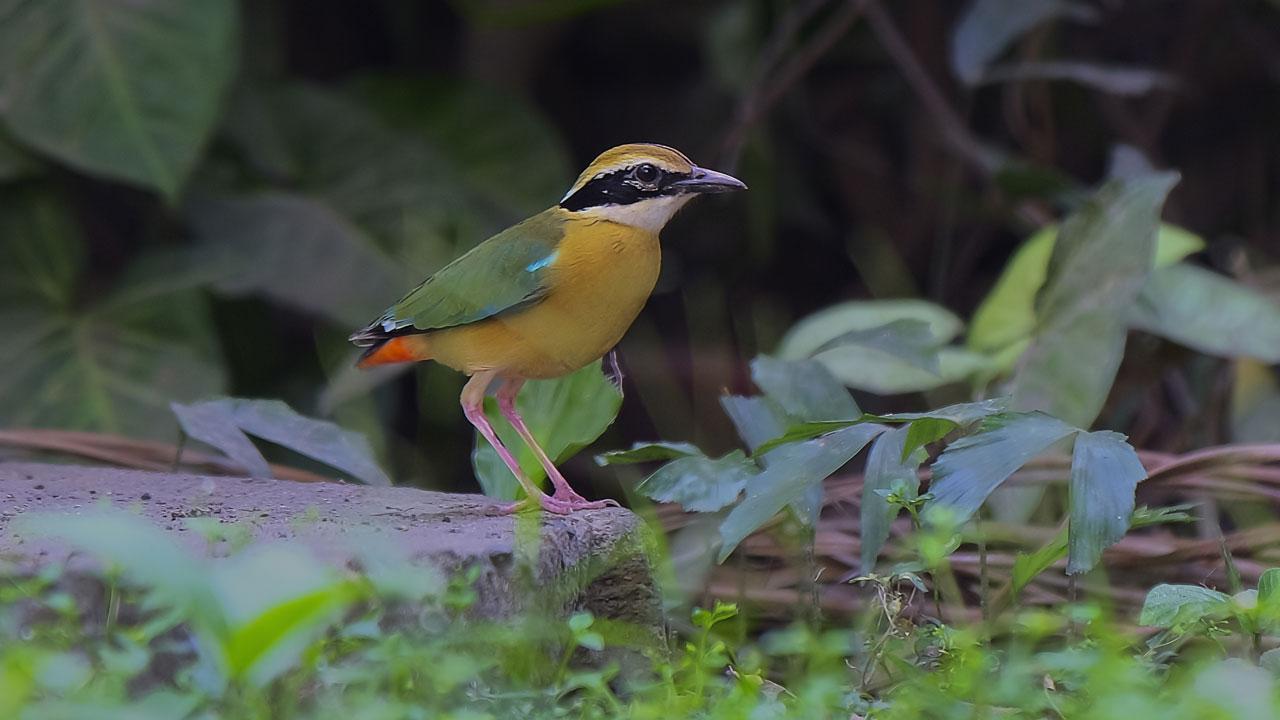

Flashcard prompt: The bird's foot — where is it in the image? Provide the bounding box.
[495,493,619,515]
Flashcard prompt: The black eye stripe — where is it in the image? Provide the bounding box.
[561,166,691,211]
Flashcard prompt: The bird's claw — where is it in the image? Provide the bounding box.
[496,493,619,515]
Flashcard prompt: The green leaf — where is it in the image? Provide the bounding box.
[595,441,701,466]
[806,319,941,374]
[0,186,83,308]
[750,355,859,421]
[814,345,993,395]
[0,0,238,198]
[780,304,979,394]
[169,398,390,485]
[1139,583,1231,628]
[721,393,817,521]
[1011,528,1069,598]
[718,424,885,562]
[874,398,1011,458]
[721,394,791,455]
[1256,568,1280,632]
[926,412,1077,524]
[951,0,1096,84]
[1009,173,1179,427]
[186,193,405,328]
[1067,430,1146,574]
[1132,263,1280,363]
[473,360,622,499]
[778,299,963,360]
[214,545,358,686]
[352,75,572,219]
[860,426,925,572]
[751,398,1007,459]
[636,450,759,512]
[0,190,225,438]
[217,83,478,288]
[0,130,39,181]
[968,222,1204,354]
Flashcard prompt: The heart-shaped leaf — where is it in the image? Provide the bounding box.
[0,0,239,198]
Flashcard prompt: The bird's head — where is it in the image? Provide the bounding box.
[559,143,746,231]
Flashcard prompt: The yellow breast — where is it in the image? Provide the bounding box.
[426,218,661,379]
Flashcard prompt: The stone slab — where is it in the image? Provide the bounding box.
[0,462,662,632]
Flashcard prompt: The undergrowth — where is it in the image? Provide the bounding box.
[3,510,1278,719]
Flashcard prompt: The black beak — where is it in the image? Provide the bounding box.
[671,166,748,194]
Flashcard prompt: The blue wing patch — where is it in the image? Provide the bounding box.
[525,252,558,273]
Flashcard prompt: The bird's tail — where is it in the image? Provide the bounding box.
[356,334,434,369]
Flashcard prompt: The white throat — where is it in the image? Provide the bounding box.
[583,195,694,232]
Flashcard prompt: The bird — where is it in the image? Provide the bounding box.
[349,143,746,514]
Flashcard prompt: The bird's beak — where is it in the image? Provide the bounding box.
[672,166,748,194]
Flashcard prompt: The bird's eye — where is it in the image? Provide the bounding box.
[633,163,659,184]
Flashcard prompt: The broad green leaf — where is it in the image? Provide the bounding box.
[805,319,941,374]
[636,450,759,512]
[352,75,572,218]
[169,398,390,485]
[1132,262,1280,363]
[969,223,1204,354]
[722,393,819,522]
[473,360,622,499]
[214,545,359,686]
[778,299,963,360]
[860,426,925,572]
[0,130,38,181]
[0,0,238,198]
[0,186,83,308]
[595,441,701,466]
[218,83,479,281]
[1067,430,1146,574]
[186,193,404,328]
[1139,583,1231,628]
[1009,173,1179,427]
[750,355,859,421]
[951,0,1097,84]
[0,191,224,438]
[926,412,1077,524]
[814,345,992,395]
[718,424,885,562]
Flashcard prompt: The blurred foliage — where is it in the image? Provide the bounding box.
[2,0,1280,495]
[3,504,1280,718]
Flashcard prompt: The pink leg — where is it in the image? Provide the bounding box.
[496,377,618,511]
[461,372,580,515]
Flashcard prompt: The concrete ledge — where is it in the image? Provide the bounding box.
[0,462,663,635]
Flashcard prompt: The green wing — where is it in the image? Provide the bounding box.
[352,209,564,343]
